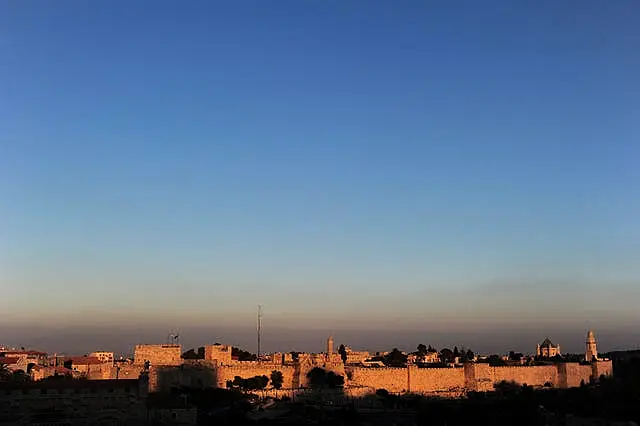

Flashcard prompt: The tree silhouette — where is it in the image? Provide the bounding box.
[306,367,344,389]
[270,370,284,390]
[453,346,460,358]
[417,344,428,355]
[383,348,407,367]
[439,348,454,363]
[10,370,30,383]
[182,348,200,359]
[509,351,523,361]
[338,344,347,364]
[232,347,256,361]
[487,354,507,366]
[231,375,269,391]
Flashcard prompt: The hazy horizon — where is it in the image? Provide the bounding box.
[3,315,640,357]
[1,1,639,355]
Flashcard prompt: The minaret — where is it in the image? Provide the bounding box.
[585,330,598,362]
[327,335,334,355]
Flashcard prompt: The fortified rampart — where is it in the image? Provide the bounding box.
[345,361,612,395]
[472,364,558,392]
[133,344,181,366]
[215,364,297,390]
[348,367,408,394]
[68,344,614,397]
[132,358,614,395]
[409,366,467,393]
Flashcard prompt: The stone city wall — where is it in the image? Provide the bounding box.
[133,344,182,366]
[349,367,408,393]
[594,360,613,379]
[215,364,297,390]
[558,363,593,388]
[103,364,145,380]
[61,347,613,398]
[149,364,217,393]
[473,364,558,391]
[409,366,466,393]
[347,362,609,395]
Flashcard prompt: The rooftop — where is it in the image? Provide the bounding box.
[1,350,47,356]
[0,357,20,365]
[540,338,557,347]
[66,356,106,365]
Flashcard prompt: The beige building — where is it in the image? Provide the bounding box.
[536,337,561,358]
[204,344,233,365]
[0,350,48,372]
[344,347,371,365]
[64,356,111,378]
[89,351,114,364]
[134,344,182,366]
[407,351,441,364]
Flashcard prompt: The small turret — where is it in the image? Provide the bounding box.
[327,335,334,355]
[585,330,598,362]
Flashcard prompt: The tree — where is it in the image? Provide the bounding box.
[270,370,284,390]
[231,347,257,361]
[327,372,344,388]
[417,344,428,355]
[487,354,506,367]
[232,376,244,389]
[439,348,454,363]
[509,351,523,362]
[383,348,408,367]
[182,348,199,359]
[230,375,269,391]
[465,349,475,361]
[453,346,460,358]
[307,367,327,389]
[306,367,344,390]
[376,388,390,398]
[338,344,347,364]
[11,370,30,383]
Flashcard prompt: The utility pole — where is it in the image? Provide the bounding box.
[257,305,263,360]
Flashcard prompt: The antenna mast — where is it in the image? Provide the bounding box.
[257,305,263,360]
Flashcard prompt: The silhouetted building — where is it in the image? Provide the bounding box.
[536,337,561,358]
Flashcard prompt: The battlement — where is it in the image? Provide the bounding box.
[134,344,182,366]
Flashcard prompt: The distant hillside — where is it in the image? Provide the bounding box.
[603,349,640,361]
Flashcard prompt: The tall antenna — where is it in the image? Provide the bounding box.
[257,305,263,359]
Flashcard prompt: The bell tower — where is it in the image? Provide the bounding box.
[585,330,598,362]
[327,335,334,355]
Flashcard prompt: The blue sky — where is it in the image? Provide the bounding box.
[1,1,639,353]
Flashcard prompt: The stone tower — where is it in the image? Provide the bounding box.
[585,330,598,362]
[327,335,334,355]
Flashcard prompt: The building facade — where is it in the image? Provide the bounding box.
[536,337,561,358]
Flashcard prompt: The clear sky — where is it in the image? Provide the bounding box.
[1,0,639,355]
